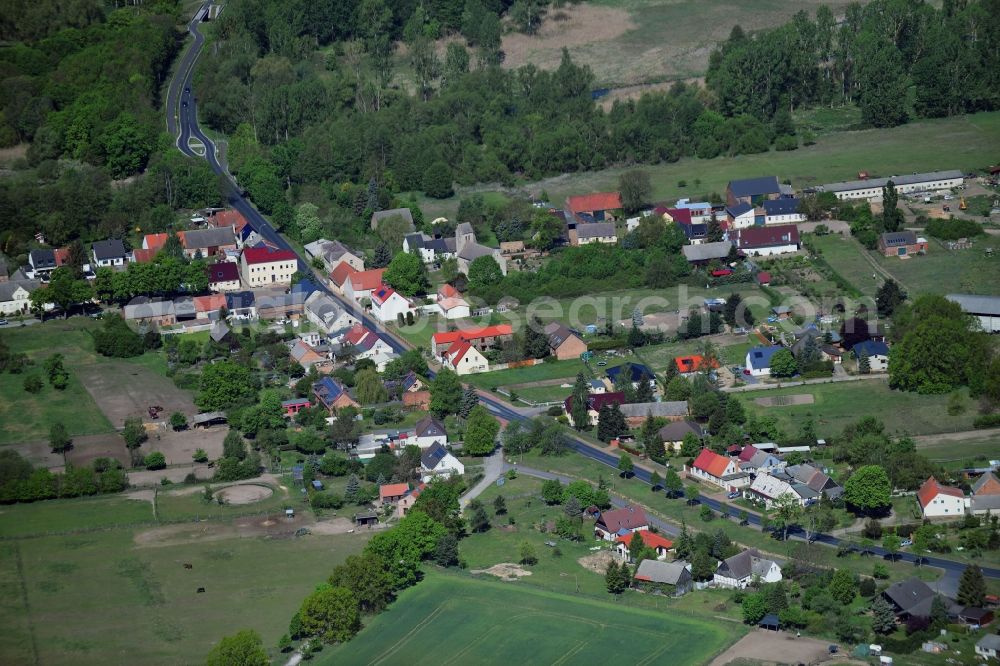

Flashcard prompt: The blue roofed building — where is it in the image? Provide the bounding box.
[312,377,358,413]
[605,363,657,390]
[726,176,782,207]
[762,198,805,224]
[852,340,890,372]
[726,202,757,229]
[745,345,784,377]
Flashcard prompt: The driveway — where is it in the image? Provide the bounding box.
[460,448,504,509]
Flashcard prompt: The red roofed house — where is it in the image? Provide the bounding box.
[130,248,156,264]
[733,224,800,257]
[594,504,648,541]
[566,192,623,222]
[193,293,227,319]
[441,339,489,375]
[917,476,967,518]
[563,392,626,428]
[615,530,673,562]
[430,324,513,356]
[330,262,359,295]
[437,283,470,319]
[370,284,414,323]
[344,268,386,303]
[206,261,242,292]
[379,483,411,505]
[688,448,749,491]
[143,233,168,252]
[209,209,249,232]
[395,483,426,518]
[756,271,772,286]
[241,246,297,287]
[674,355,720,376]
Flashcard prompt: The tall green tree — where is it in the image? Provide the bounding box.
[844,465,892,515]
[205,629,269,666]
[383,251,429,296]
[298,585,361,644]
[618,170,651,214]
[881,180,904,232]
[463,404,500,455]
[429,368,463,417]
[957,564,986,607]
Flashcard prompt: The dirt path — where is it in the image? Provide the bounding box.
[709,630,858,666]
[912,426,1000,446]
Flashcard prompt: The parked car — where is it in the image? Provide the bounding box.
[597,361,607,366]
[900,538,913,547]
[727,491,740,499]
[0,319,8,326]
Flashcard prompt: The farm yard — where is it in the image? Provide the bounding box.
[0,487,369,665]
[318,571,743,666]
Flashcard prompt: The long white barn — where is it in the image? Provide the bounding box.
[819,170,963,201]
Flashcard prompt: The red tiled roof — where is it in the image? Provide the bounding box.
[131,248,157,264]
[193,294,226,312]
[567,192,622,214]
[917,476,965,509]
[596,505,648,533]
[379,483,410,500]
[211,209,248,231]
[663,208,692,225]
[349,268,386,292]
[432,324,513,346]
[330,261,358,287]
[439,283,461,299]
[243,246,297,265]
[54,247,70,266]
[756,271,772,284]
[735,224,800,249]
[617,530,673,551]
[674,355,719,373]
[343,323,370,346]
[207,261,240,283]
[371,284,396,305]
[737,445,759,463]
[693,448,731,478]
[144,233,168,251]
[445,339,474,366]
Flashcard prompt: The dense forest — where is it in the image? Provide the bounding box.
[0,0,222,260]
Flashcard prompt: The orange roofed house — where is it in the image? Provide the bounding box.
[430,324,513,356]
[687,448,750,492]
[615,530,673,563]
[344,268,386,303]
[441,339,489,375]
[379,483,411,506]
[674,355,720,377]
[566,192,622,223]
[330,262,359,295]
[917,476,967,519]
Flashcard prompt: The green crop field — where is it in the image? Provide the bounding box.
[415,111,1000,221]
[320,571,740,666]
[743,380,980,438]
[0,494,368,665]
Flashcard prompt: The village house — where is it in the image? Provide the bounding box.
[633,560,692,597]
[713,549,782,589]
[563,392,626,428]
[674,355,719,377]
[877,230,928,258]
[0,280,39,315]
[946,294,1000,334]
[658,420,704,453]
[27,249,57,278]
[370,208,415,232]
[566,191,622,223]
[329,262,358,295]
[614,530,673,562]
[917,476,967,519]
[225,291,257,320]
[882,578,957,620]
[312,377,358,413]
[290,339,332,373]
[737,446,784,476]
[303,291,358,337]
[343,267,387,303]
[733,224,800,257]
[976,635,1000,660]
[304,239,364,272]
[342,323,395,371]
[384,370,425,399]
[726,176,782,207]
[745,345,784,377]
[192,293,226,320]
[370,284,414,323]
[574,222,618,246]
[786,464,843,501]
[455,223,507,277]
[436,283,470,319]
[379,483,410,506]
[852,340,890,371]
[206,261,242,292]
[594,504,648,541]
[544,322,587,360]
[430,324,513,356]
[763,198,805,224]
[681,241,733,265]
[440,339,489,375]
[726,202,757,229]
[403,232,456,264]
[91,240,128,268]
[412,415,448,449]
[281,397,311,418]
[254,289,306,320]
[395,483,426,518]
[747,472,807,509]
[123,299,176,327]
[605,363,656,390]
[178,227,237,259]
[240,246,297,287]
[688,448,749,491]
[971,472,1000,516]
[420,442,464,482]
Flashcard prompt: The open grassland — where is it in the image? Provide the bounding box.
[416,111,1000,220]
[807,233,879,298]
[743,380,980,438]
[497,0,854,89]
[0,496,154,538]
[320,570,742,666]
[0,496,367,665]
[873,237,1000,296]
[0,319,114,444]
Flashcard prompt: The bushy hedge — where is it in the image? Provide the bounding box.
[924,217,984,240]
[0,450,128,504]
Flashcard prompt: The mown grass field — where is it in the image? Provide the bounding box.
[743,380,980,438]
[0,319,114,445]
[319,571,741,666]
[0,495,367,665]
[415,111,1000,220]
[873,236,1000,296]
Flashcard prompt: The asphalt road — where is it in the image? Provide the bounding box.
[170,6,1000,582]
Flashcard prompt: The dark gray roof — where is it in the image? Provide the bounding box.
[123,299,175,319]
[619,401,688,419]
[29,249,56,269]
[458,242,496,262]
[182,227,235,249]
[726,202,753,217]
[576,222,616,239]
[883,578,936,614]
[880,231,917,247]
[414,416,446,439]
[762,198,800,216]
[0,280,39,301]
[544,322,581,349]
[92,239,127,260]
[371,208,415,230]
[682,241,732,262]
[635,560,691,585]
[728,176,780,198]
[658,420,704,441]
[971,495,1000,512]
[978,634,1000,651]
[947,294,1000,317]
[717,548,776,580]
[404,233,427,249]
[421,442,449,469]
[820,170,963,194]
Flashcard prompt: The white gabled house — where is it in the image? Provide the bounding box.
[369,284,414,323]
[917,476,967,519]
[687,448,749,491]
[421,442,464,482]
[713,549,782,589]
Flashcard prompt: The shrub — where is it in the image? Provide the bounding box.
[144,451,166,470]
[23,375,43,393]
[311,492,344,509]
[774,135,798,151]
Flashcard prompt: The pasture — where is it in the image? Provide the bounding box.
[415,111,1000,221]
[0,494,368,665]
[319,571,742,666]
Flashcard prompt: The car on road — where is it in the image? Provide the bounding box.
[182,101,188,107]
[184,87,190,94]
[900,538,913,547]
[0,319,8,326]
[596,361,607,366]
